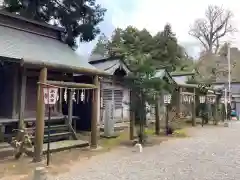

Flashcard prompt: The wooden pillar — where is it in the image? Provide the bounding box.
[34,67,47,162]
[129,89,135,140]
[177,87,182,116]
[176,87,180,115]
[214,95,220,125]
[18,68,27,129]
[12,66,19,119]
[91,75,99,148]
[58,88,63,114]
[68,89,73,125]
[192,88,196,126]
[155,96,160,135]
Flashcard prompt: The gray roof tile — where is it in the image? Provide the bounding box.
[0,25,96,71]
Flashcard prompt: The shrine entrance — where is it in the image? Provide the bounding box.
[72,75,94,132]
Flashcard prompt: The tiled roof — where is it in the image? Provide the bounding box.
[0,25,97,71]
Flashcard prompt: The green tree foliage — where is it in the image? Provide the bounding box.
[104,24,187,71]
[2,0,106,49]
[91,33,109,56]
[151,24,183,70]
[91,23,189,110]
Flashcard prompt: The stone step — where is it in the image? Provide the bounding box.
[26,139,89,156]
[0,142,14,160]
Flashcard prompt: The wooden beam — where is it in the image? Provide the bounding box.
[18,68,27,128]
[46,80,97,89]
[91,75,99,148]
[26,70,71,80]
[23,58,109,76]
[180,92,195,95]
[34,67,47,162]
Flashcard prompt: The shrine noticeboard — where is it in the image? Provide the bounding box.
[43,87,58,105]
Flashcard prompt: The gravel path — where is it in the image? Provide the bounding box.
[51,122,240,180]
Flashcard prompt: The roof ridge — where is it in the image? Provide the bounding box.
[0,10,64,32]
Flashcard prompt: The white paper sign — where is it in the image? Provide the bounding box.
[43,87,58,105]
[164,95,171,104]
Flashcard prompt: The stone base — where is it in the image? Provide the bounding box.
[224,122,229,127]
[90,145,103,151]
[100,133,119,139]
[33,167,48,180]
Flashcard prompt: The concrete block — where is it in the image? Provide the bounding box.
[33,167,48,180]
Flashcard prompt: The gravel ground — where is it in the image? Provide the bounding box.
[51,122,240,180]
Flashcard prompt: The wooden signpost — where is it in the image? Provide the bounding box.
[43,86,58,166]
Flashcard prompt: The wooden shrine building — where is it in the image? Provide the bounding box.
[0,11,106,161]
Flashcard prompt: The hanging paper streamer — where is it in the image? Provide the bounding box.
[83,89,86,103]
[80,89,85,102]
[72,90,76,102]
[56,88,60,102]
[76,90,79,104]
[64,88,67,102]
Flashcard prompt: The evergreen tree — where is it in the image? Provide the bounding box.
[107,24,185,71]
[91,33,109,56]
[1,0,106,49]
[151,24,183,70]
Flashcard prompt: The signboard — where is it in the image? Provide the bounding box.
[43,87,58,105]
[199,96,206,104]
[164,94,171,104]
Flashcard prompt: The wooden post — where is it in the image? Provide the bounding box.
[176,87,181,116]
[68,89,73,125]
[214,95,220,125]
[18,68,27,129]
[165,104,169,135]
[34,67,47,162]
[177,87,182,116]
[91,75,99,148]
[129,90,135,140]
[58,88,63,114]
[192,88,196,126]
[155,96,160,135]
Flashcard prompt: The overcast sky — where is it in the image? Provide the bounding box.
[76,0,240,59]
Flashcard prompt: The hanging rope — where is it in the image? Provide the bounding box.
[37,82,96,90]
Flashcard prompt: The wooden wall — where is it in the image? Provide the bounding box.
[0,63,17,118]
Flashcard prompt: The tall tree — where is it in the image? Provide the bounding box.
[124,50,172,143]
[151,24,183,70]
[2,0,106,49]
[108,24,185,71]
[91,33,109,56]
[189,5,235,54]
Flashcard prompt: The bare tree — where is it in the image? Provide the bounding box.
[189,5,236,54]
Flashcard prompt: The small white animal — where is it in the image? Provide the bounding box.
[134,143,143,153]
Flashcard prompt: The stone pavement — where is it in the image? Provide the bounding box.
[50,122,240,180]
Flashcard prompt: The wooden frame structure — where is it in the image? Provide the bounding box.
[34,69,102,162]
[0,11,109,162]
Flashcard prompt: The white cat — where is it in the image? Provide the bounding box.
[134,143,143,153]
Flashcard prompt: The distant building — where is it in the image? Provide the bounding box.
[89,54,131,123]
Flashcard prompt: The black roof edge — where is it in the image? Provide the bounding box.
[0,10,64,32]
[89,55,123,64]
